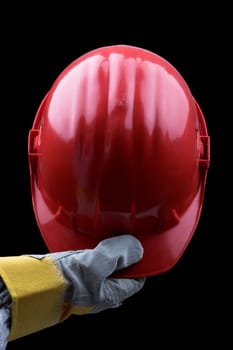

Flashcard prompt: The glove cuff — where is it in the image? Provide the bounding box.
[0,256,66,341]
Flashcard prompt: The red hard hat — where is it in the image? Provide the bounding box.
[28,45,210,278]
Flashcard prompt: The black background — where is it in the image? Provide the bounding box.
[1,4,229,349]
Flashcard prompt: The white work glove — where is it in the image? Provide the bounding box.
[32,234,145,314]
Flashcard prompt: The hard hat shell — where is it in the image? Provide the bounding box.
[28,45,210,277]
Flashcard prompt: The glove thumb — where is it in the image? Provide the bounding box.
[93,276,145,312]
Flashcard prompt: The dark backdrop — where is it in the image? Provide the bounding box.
[1,4,229,349]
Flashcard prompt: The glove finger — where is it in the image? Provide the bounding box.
[103,277,146,307]
[57,235,144,283]
[93,234,144,277]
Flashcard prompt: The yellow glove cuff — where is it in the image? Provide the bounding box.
[0,256,66,341]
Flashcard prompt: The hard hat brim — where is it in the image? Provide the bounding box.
[30,175,207,278]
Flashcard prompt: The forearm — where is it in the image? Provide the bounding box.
[0,256,66,341]
[0,278,10,350]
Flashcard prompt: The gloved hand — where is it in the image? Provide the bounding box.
[32,234,146,316]
[0,234,145,342]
